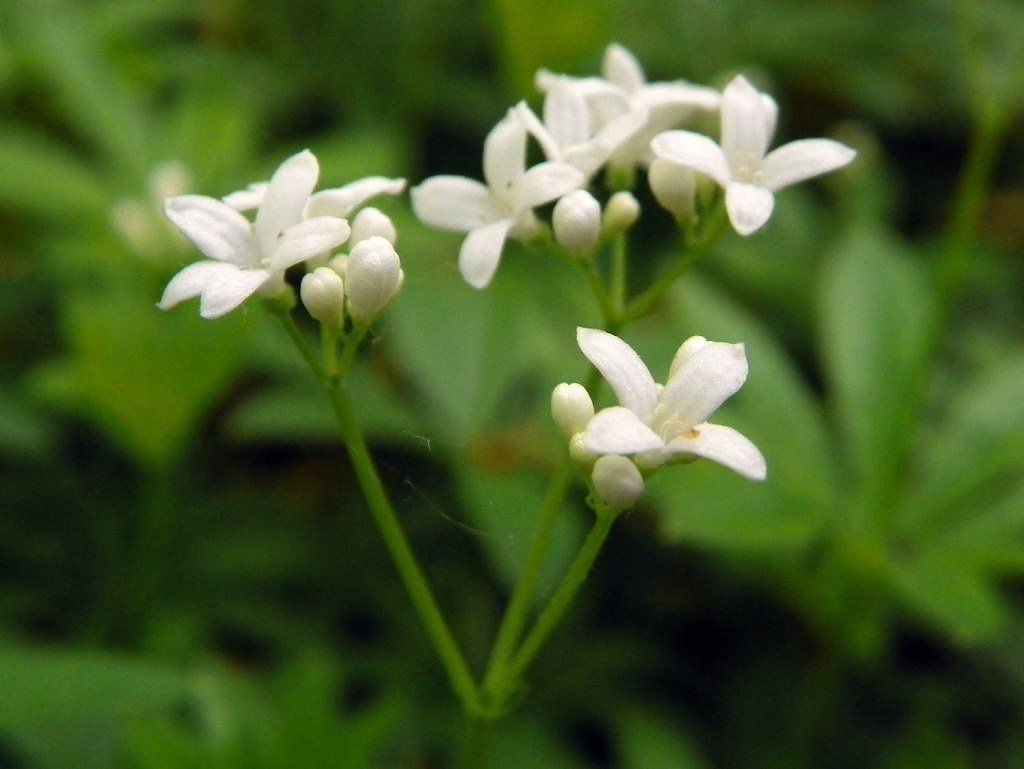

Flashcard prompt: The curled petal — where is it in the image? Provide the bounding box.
[650,131,731,188]
[164,195,257,266]
[660,341,748,427]
[602,43,646,93]
[576,328,658,423]
[725,182,774,236]
[270,216,351,271]
[159,260,270,318]
[254,150,320,251]
[512,162,584,211]
[583,406,664,455]
[306,176,407,219]
[665,422,766,481]
[760,139,856,192]
[411,176,498,232]
[459,219,512,289]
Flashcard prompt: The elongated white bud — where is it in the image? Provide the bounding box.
[648,159,696,221]
[553,190,601,254]
[300,267,345,330]
[345,235,404,323]
[551,382,594,438]
[602,191,640,235]
[350,207,397,245]
[592,454,644,509]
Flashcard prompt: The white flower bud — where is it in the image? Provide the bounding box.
[551,382,594,438]
[569,433,596,465]
[648,159,696,221]
[592,454,644,510]
[345,235,404,323]
[602,191,640,235]
[300,267,345,330]
[350,207,397,245]
[552,190,601,254]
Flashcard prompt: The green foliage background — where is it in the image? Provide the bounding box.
[1,0,1023,766]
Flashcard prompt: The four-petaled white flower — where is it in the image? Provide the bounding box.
[411,109,584,288]
[651,75,856,236]
[577,327,766,481]
[537,43,720,172]
[160,150,351,318]
[224,174,406,225]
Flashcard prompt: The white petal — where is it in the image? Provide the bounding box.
[158,260,270,318]
[222,182,268,211]
[459,219,512,288]
[411,176,499,232]
[665,422,766,481]
[565,106,648,179]
[660,341,748,427]
[725,181,775,236]
[576,328,658,423]
[637,82,721,113]
[650,131,731,188]
[720,76,775,163]
[512,162,584,211]
[483,110,527,194]
[270,216,351,271]
[760,139,856,192]
[583,406,664,455]
[543,79,592,148]
[305,176,406,218]
[602,44,646,93]
[514,101,563,162]
[254,149,319,252]
[163,195,257,266]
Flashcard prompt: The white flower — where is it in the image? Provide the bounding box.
[650,75,856,236]
[514,77,648,182]
[160,150,351,319]
[411,108,584,288]
[577,327,766,481]
[537,43,720,171]
[224,175,406,221]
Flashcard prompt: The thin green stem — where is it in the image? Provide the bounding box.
[502,509,619,687]
[480,458,573,701]
[465,715,492,769]
[268,302,326,380]
[582,260,617,326]
[328,383,480,714]
[610,232,628,319]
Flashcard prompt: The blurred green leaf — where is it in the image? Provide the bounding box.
[818,227,936,519]
[615,708,708,769]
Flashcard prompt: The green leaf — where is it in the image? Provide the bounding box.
[0,647,190,731]
[60,289,247,469]
[818,227,936,516]
[615,708,708,769]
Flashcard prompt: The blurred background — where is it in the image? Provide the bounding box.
[1,0,1023,766]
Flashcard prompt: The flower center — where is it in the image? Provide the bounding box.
[729,151,763,183]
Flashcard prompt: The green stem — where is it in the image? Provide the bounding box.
[502,509,619,687]
[466,715,492,769]
[328,383,480,714]
[480,459,574,703]
[610,232,628,319]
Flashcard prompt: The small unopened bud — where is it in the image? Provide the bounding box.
[345,235,404,323]
[602,191,640,236]
[553,190,601,254]
[350,207,397,245]
[300,267,345,330]
[648,159,696,221]
[551,382,594,438]
[592,454,644,510]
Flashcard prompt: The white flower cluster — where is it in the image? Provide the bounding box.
[160,149,405,322]
[553,328,766,510]
[412,44,855,287]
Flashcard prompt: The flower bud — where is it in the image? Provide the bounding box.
[350,207,397,245]
[553,190,601,254]
[601,191,640,236]
[592,454,644,510]
[551,382,594,438]
[345,235,404,323]
[648,159,696,221]
[300,267,345,330]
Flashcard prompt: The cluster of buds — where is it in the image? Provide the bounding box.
[553,328,767,511]
[159,149,405,324]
